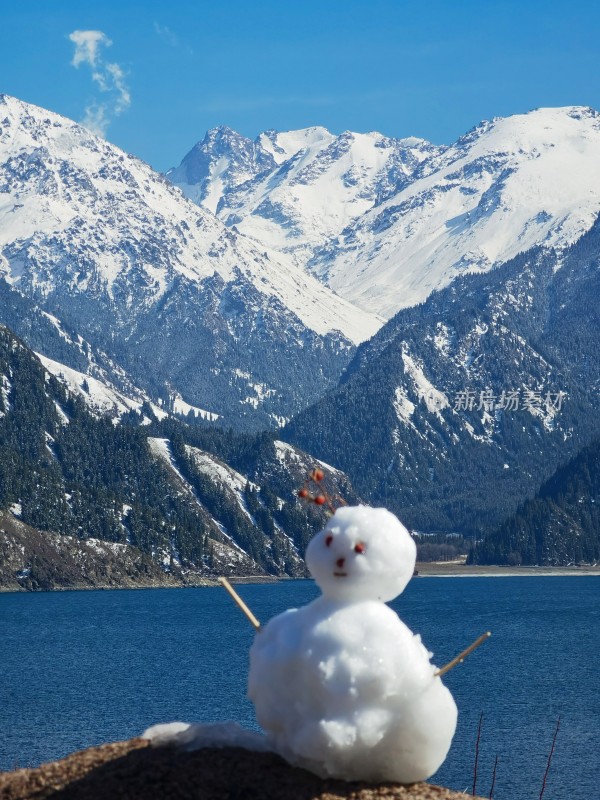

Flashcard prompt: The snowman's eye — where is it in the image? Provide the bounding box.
[325,535,333,547]
[354,542,366,554]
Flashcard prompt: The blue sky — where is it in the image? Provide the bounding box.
[2,0,599,171]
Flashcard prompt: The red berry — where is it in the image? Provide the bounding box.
[298,488,309,499]
[354,542,366,554]
[314,495,326,506]
[313,468,325,482]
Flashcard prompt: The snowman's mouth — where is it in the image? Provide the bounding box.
[333,571,347,577]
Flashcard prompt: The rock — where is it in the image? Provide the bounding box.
[0,738,485,799]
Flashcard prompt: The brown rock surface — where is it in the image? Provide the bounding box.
[0,738,484,800]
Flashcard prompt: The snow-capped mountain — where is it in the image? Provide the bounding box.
[170,107,600,321]
[168,125,440,269]
[0,95,381,430]
[165,125,277,213]
[311,106,600,317]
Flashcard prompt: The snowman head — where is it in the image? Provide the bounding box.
[305,505,416,603]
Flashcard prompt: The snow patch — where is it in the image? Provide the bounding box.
[143,721,268,752]
[393,386,415,423]
[402,352,449,415]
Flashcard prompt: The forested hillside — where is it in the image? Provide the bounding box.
[471,439,600,565]
[284,220,600,537]
[0,324,354,588]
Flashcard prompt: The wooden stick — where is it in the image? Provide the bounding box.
[472,712,483,796]
[218,577,261,631]
[435,631,491,677]
[489,754,499,799]
[539,717,560,799]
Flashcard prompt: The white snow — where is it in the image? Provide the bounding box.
[393,386,415,423]
[142,721,268,752]
[218,129,434,280]
[274,440,341,475]
[185,445,257,523]
[36,353,144,418]
[402,352,449,415]
[54,401,70,425]
[0,95,380,345]
[0,374,12,417]
[274,440,302,464]
[177,107,600,324]
[258,127,335,164]
[148,437,189,484]
[148,438,252,559]
[433,323,451,355]
[248,505,457,783]
[171,393,220,421]
[85,538,129,555]
[311,107,600,318]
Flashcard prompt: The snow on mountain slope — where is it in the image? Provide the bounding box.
[36,352,150,418]
[0,94,379,345]
[148,437,304,573]
[220,131,437,267]
[147,436,260,572]
[257,126,334,164]
[168,124,439,269]
[310,106,600,318]
[170,108,600,323]
[0,95,386,429]
[165,125,277,213]
[185,445,259,523]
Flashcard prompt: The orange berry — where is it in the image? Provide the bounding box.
[314,495,327,506]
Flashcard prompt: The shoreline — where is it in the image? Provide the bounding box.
[2,565,600,593]
[414,562,600,577]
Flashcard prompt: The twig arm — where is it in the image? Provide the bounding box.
[435,631,491,677]
[218,577,261,631]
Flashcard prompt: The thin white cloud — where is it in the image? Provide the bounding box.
[106,63,131,113]
[154,22,178,47]
[69,30,111,69]
[68,29,131,137]
[81,103,110,137]
[154,21,194,56]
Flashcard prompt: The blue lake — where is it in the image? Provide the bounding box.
[0,577,598,799]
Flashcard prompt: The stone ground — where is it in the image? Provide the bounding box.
[0,739,485,799]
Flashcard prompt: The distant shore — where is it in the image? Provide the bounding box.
[2,565,599,593]
[414,562,600,577]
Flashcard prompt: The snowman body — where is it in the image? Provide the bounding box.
[248,505,458,783]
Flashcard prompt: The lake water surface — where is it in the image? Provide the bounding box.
[1,576,598,799]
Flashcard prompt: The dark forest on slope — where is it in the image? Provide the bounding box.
[471,438,600,565]
[284,223,600,550]
[0,325,354,585]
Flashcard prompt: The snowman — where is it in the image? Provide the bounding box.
[247,504,458,784]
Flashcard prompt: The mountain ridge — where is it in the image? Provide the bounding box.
[283,216,600,551]
[169,106,600,321]
[0,94,381,430]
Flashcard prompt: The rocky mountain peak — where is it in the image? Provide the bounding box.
[0,96,382,431]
